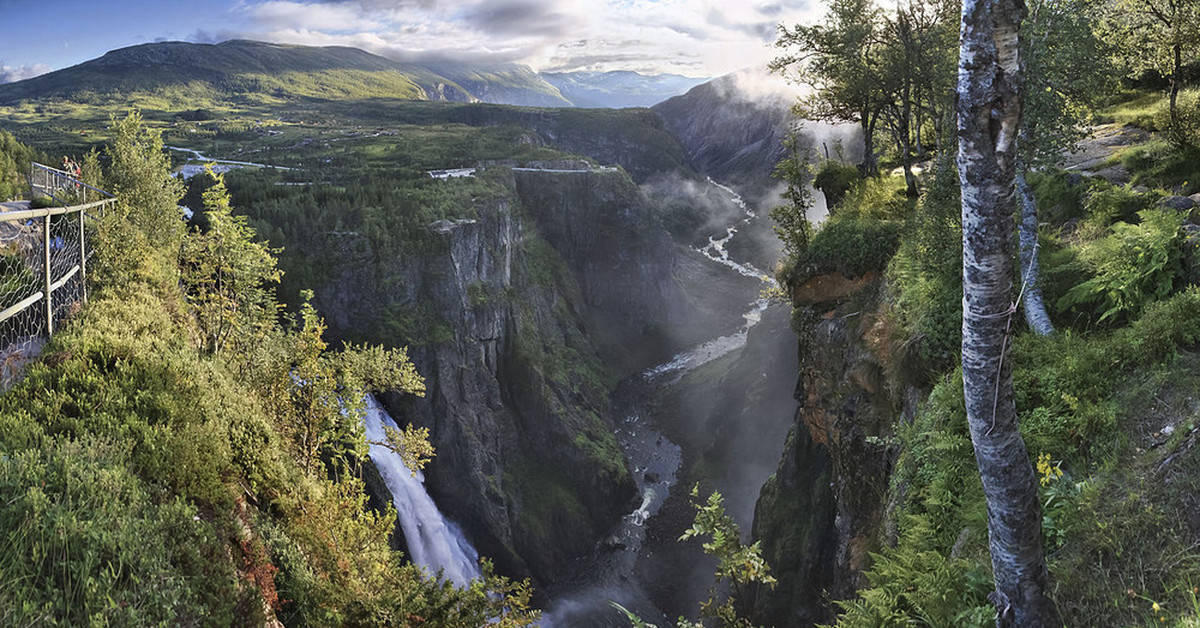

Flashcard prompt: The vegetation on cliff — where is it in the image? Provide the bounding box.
[0,115,539,626]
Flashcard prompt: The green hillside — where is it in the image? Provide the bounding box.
[0,40,570,109]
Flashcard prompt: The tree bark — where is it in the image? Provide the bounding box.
[957,0,1061,624]
[901,89,920,197]
[860,108,878,175]
[1015,167,1055,335]
[1170,41,1182,132]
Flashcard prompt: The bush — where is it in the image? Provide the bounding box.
[1084,181,1158,227]
[887,164,962,374]
[1029,169,1092,223]
[0,438,238,627]
[798,216,902,279]
[1121,140,1200,196]
[1057,207,1184,324]
[813,160,861,211]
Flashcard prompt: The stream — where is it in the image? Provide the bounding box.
[167,145,294,178]
[539,179,774,626]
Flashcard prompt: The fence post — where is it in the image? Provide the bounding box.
[79,206,87,304]
[44,214,53,336]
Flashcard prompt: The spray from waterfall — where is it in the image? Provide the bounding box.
[362,395,482,587]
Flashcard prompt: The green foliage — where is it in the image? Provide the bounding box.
[1058,207,1184,324]
[104,110,186,251]
[0,130,41,201]
[886,164,962,373]
[1029,168,1093,223]
[801,216,902,280]
[1021,0,1113,166]
[834,524,993,628]
[813,160,861,210]
[1097,0,1200,136]
[379,423,436,474]
[841,288,1200,626]
[1120,138,1200,195]
[782,172,910,285]
[677,486,777,628]
[180,166,282,354]
[770,134,814,268]
[0,438,238,627]
[1083,181,1159,227]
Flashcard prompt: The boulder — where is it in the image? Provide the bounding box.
[1159,195,1197,212]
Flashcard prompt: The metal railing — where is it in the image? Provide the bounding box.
[0,164,116,349]
[31,162,116,205]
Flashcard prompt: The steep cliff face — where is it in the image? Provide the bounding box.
[751,277,908,626]
[309,165,751,586]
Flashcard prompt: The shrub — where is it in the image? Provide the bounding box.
[1121,140,1200,196]
[0,438,238,627]
[1029,169,1092,222]
[1083,181,1158,227]
[798,216,902,279]
[887,164,962,374]
[1057,207,1184,324]
[813,160,861,211]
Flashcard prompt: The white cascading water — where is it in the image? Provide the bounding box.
[362,395,482,587]
[644,179,775,382]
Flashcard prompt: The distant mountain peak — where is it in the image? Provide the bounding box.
[539,70,710,108]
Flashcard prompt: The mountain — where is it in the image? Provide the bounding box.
[654,70,861,196]
[0,39,572,107]
[540,71,709,108]
[0,40,706,110]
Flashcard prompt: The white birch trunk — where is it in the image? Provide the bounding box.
[957,0,1060,624]
[1016,168,1055,335]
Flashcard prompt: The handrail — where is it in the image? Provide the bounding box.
[0,175,112,336]
[0,199,112,224]
[30,162,116,199]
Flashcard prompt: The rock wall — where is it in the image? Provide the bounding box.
[311,165,748,586]
[751,277,910,626]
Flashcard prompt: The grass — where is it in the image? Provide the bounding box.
[1099,90,1171,130]
[1121,140,1200,195]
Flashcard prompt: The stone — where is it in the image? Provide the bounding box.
[1159,195,1197,212]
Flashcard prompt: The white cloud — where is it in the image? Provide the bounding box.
[0,62,52,84]
[221,0,823,76]
[247,1,385,32]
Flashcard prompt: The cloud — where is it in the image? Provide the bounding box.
[216,0,825,76]
[457,0,584,37]
[0,62,52,84]
[247,1,385,31]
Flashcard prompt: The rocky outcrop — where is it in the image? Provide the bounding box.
[751,276,907,626]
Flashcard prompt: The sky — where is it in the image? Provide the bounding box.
[0,0,819,83]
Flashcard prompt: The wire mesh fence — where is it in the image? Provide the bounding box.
[0,163,115,385]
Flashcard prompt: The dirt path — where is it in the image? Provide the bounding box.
[1062,123,1151,184]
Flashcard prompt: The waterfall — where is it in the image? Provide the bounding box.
[362,395,482,586]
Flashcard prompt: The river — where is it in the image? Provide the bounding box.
[538,179,777,627]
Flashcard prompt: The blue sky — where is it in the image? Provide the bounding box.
[0,0,817,82]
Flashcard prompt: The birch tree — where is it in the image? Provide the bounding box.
[772,0,887,175]
[957,0,1061,623]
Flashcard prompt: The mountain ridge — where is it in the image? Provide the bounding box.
[0,40,707,109]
